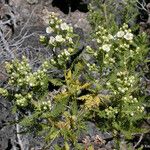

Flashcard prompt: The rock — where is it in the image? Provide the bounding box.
[26,0,38,5]
[0,98,16,150]
[105,141,115,150]
[103,132,113,141]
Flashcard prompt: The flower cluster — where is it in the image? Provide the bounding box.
[40,12,74,47]
[5,57,48,88]
[46,12,73,33]
[86,46,98,58]
[95,26,113,53]
[0,88,8,96]
[95,24,134,55]
[87,63,97,71]
[49,48,75,66]
[39,12,79,69]
[122,95,138,104]
[105,69,145,119]
[106,71,137,95]
[38,100,51,111]
[116,24,133,41]
[5,56,31,86]
[116,73,136,94]
[101,44,111,52]
[105,106,118,119]
[121,94,145,116]
[50,48,74,66]
[85,23,142,78]
[3,57,50,108]
[41,60,50,70]
[25,70,47,87]
[15,93,31,107]
[103,54,115,65]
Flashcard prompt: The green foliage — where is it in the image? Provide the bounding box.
[88,0,139,31]
[0,1,149,149]
[84,0,150,146]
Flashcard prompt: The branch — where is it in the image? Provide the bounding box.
[133,133,144,149]
[136,0,149,13]
[15,114,25,150]
[10,6,38,43]
[0,26,15,59]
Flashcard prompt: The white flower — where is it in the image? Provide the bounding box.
[87,63,90,67]
[68,37,73,43]
[108,34,114,40]
[51,59,55,63]
[39,35,45,42]
[141,106,144,111]
[29,83,33,87]
[96,39,101,43]
[55,35,64,43]
[50,19,54,24]
[18,79,22,83]
[124,32,133,41]
[102,44,111,52]
[46,26,53,34]
[43,106,47,110]
[49,12,56,17]
[130,112,134,116]
[94,52,97,56]
[123,24,128,29]
[60,22,69,31]
[116,31,125,38]
[121,89,125,93]
[49,36,55,44]
[64,49,70,56]
[55,25,59,29]
[68,48,74,53]
[106,82,111,86]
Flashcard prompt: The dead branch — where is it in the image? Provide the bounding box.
[133,133,144,149]
[136,0,148,13]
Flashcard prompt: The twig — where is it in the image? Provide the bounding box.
[133,133,144,149]
[10,6,38,43]
[0,26,15,59]
[15,114,24,150]
[136,0,149,13]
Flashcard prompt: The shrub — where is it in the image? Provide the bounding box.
[0,1,149,149]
